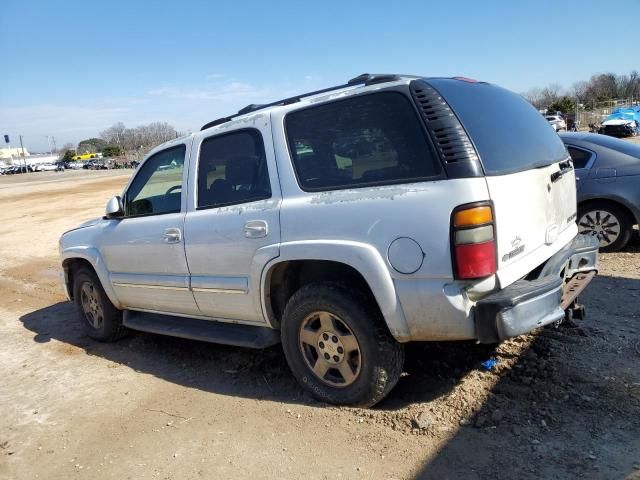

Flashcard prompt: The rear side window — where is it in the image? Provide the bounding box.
[427,79,568,175]
[286,92,441,191]
[197,129,271,209]
[566,146,593,169]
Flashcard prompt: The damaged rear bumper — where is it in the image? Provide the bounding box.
[475,234,599,343]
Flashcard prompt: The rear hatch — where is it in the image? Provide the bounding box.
[428,79,578,287]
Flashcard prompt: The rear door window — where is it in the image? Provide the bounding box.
[285,92,442,191]
[197,129,271,209]
[427,79,568,175]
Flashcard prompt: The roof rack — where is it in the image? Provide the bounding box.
[200,73,404,131]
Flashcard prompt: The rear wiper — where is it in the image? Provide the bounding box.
[550,159,573,183]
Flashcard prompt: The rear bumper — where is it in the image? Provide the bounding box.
[474,234,599,343]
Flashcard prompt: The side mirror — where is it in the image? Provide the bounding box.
[105,196,124,218]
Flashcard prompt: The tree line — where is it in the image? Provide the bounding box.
[523,70,640,115]
[59,121,183,161]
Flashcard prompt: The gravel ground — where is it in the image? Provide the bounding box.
[0,169,638,480]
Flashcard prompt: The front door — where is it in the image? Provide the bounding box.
[99,141,200,316]
[184,124,281,323]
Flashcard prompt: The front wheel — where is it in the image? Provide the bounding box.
[281,282,404,407]
[577,203,632,252]
[73,268,126,341]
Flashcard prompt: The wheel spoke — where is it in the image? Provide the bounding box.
[337,361,357,384]
[312,358,330,379]
[338,333,359,354]
[317,312,334,331]
[299,327,318,346]
[585,214,595,226]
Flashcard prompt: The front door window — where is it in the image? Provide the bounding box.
[125,145,186,217]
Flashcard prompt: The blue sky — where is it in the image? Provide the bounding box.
[1,0,638,152]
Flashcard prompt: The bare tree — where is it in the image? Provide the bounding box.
[100,121,182,154]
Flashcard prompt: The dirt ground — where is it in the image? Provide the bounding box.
[0,169,639,480]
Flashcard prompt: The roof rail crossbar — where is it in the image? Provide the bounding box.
[200,73,404,131]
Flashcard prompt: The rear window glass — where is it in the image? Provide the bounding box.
[285,92,441,191]
[428,79,568,175]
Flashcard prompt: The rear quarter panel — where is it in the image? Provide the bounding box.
[270,105,492,341]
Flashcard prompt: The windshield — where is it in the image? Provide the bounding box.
[427,79,568,175]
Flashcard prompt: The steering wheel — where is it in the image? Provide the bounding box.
[165,185,181,195]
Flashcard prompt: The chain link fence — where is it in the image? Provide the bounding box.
[573,98,639,131]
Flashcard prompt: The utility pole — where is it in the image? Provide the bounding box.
[52,136,57,153]
[19,135,28,171]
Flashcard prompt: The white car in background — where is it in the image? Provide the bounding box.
[39,163,59,171]
[546,115,566,132]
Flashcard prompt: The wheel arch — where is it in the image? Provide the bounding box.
[61,247,122,308]
[578,197,638,225]
[260,241,411,342]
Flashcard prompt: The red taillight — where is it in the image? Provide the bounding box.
[452,203,497,280]
[454,241,496,279]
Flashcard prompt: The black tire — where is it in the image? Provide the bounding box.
[281,282,404,407]
[578,202,633,252]
[73,267,127,342]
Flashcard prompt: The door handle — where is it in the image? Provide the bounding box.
[163,227,182,243]
[244,220,268,238]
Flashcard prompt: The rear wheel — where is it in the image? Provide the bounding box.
[281,282,404,407]
[577,202,632,252]
[73,268,126,341]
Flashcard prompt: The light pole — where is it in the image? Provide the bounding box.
[19,135,28,171]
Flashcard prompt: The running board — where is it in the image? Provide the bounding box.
[123,310,280,349]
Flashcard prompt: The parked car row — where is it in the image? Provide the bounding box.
[0,165,30,175]
[1,163,64,174]
[1,158,139,175]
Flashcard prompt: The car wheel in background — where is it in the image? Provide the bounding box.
[577,202,632,252]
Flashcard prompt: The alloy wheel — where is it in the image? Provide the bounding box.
[578,209,621,248]
[298,311,362,387]
[80,281,104,329]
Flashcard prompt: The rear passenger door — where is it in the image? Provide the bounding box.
[184,122,281,323]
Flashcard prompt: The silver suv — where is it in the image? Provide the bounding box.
[59,74,598,406]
